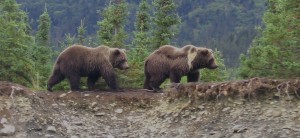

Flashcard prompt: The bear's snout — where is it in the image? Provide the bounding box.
[122,62,130,69]
[210,64,218,69]
[208,59,218,69]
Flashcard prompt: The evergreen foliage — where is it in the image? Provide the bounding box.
[32,7,53,89]
[36,6,51,47]
[152,0,181,50]
[132,0,151,53]
[97,0,128,48]
[122,0,152,88]
[16,0,267,67]
[6,0,300,89]
[0,0,34,86]
[239,0,300,78]
[77,19,86,45]
[201,50,229,82]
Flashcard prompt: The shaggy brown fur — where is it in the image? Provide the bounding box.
[143,45,218,91]
[47,45,129,92]
[153,45,187,59]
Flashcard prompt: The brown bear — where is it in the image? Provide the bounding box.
[47,45,129,92]
[143,45,218,91]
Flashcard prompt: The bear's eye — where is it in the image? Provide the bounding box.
[119,59,127,63]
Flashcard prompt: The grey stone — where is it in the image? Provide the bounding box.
[91,102,97,107]
[232,125,247,133]
[59,93,67,98]
[222,107,231,112]
[0,124,16,136]
[95,112,106,116]
[107,134,115,138]
[272,111,282,117]
[115,108,123,114]
[73,122,83,126]
[47,126,57,133]
[198,105,205,110]
[0,118,8,124]
[45,134,55,138]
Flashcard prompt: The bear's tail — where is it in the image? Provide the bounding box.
[143,60,151,90]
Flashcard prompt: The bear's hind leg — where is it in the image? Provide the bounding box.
[87,75,99,91]
[149,75,166,92]
[68,75,81,91]
[143,73,152,90]
[47,70,65,92]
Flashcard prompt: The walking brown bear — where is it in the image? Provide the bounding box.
[47,45,129,92]
[143,45,218,91]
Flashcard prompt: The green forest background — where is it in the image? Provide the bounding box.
[1,0,299,90]
[17,0,267,67]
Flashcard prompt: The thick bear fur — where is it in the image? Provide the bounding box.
[143,45,218,91]
[47,45,129,92]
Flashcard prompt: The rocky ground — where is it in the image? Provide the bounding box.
[1,78,300,138]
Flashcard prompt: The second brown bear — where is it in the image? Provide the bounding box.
[143,45,218,91]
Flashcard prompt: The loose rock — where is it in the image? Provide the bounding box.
[73,122,83,126]
[0,124,16,136]
[47,126,57,133]
[71,135,79,138]
[107,134,115,138]
[232,125,247,133]
[222,107,231,112]
[91,102,97,107]
[115,108,123,114]
[59,93,67,98]
[272,111,282,117]
[95,112,106,116]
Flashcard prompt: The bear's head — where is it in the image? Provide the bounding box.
[188,47,218,70]
[110,48,129,70]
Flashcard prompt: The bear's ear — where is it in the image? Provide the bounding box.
[114,49,121,55]
[201,49,209,55]
[121,49,127,53]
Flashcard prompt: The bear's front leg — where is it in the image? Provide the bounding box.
[187,71,199,82]
[101,71,119,90]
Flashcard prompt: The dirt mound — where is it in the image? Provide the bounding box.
[0,81,31,96]
[0,78,300,137]
[166,77,300,102]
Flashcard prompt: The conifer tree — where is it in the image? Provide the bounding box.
[125,0,152,87]
[77,19,86,45]
[36,5,51,48]
[97,0,128,48]
[32,5,52,89]
[152,0,181,49]
[0,0,34,86]
[239,0,300,78]
[132,0,151,57]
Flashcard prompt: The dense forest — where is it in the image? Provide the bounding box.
[16,0,266,67]
[1,0,299,90]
